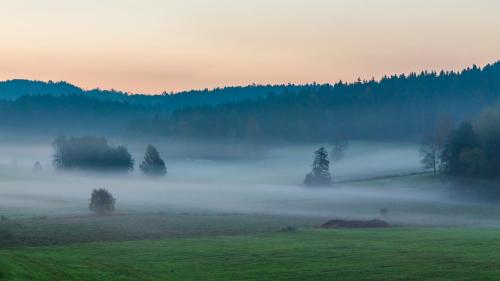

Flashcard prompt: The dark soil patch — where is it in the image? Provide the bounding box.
[320,219,390,229]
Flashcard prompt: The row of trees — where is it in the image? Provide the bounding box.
[53,136,167,176]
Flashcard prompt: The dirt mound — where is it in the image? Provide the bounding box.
[320,219,390,229]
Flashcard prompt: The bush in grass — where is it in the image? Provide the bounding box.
[89,188,115,215]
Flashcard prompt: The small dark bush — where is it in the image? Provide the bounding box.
[89,188,116,215]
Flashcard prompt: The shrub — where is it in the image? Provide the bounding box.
[89,188,115,215]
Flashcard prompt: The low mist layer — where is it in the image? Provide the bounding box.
[1,141,498,226]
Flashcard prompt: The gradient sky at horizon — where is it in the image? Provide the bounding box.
[0,0,499,93]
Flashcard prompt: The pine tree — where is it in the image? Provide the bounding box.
[140,145,167,176]
[304,147,333,187]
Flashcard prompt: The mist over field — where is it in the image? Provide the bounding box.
[1,1,499,279]
[1,140,498,227]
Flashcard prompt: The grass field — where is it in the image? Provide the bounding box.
[2,227,500,281]
[1,143,499,280]
[0,213,323,247]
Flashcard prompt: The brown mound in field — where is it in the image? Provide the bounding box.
[320,219,390,229]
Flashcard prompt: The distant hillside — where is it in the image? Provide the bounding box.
[0,94,148,136]
[0,80,83,99]
[130,61,500,142]
[0,61,498,141]
[0,79,304,111]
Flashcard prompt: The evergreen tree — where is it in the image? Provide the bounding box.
[139,145,167,176]
[304,147,333,186]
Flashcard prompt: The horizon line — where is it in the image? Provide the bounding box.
[2,60,498,97]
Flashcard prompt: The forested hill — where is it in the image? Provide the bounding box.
[0,61,498,141]
[0,79,303,111]
[130,62,500,142]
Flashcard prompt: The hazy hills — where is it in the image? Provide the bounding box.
[0,61,498,141]
[0,79,301,111]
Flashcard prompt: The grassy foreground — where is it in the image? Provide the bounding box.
[2,227,500,281]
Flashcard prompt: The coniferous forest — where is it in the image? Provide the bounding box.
[0,62,498,142]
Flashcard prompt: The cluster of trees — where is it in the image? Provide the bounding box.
[53,136,166,176]
[130,62,500,142]
[53,136,134,172]
[441,105,500,178]
[421,103,500,178]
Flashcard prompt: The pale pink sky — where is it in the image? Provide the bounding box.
[0,0,499,93]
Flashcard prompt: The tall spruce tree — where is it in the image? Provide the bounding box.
[304,147,333,186]
[139,145,167,176]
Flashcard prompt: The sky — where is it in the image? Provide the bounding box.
[0,0,498,94]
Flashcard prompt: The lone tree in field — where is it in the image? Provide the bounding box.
[139,145,167,176]
[420,133,440,175]
[420,114,454,175]
[304,147,333,187]
[331,134,349,162]
[89,188,115,215]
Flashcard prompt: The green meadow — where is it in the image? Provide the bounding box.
[2,227,500,281]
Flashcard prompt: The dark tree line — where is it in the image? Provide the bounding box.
[0,79,299,109]
[0,94,150,135]
[129,62,500,142]
[0,62,498,142]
